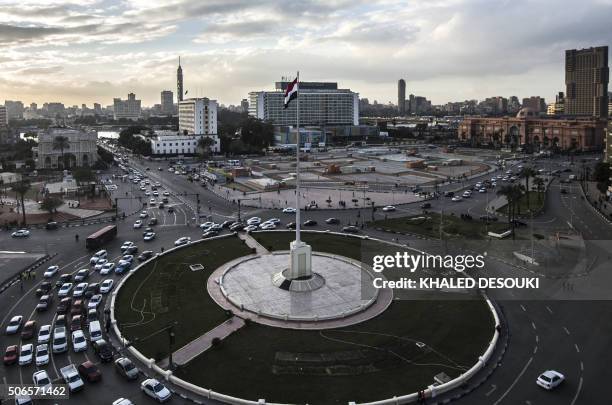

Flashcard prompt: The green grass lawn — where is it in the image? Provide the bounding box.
[497,191,545,215]
[169,232,494,404]
[371,213,509,239]
[114,235,251,359]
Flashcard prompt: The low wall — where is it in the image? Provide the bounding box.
[110,230,500,405]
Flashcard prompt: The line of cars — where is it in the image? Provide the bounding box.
[4,241,167,404]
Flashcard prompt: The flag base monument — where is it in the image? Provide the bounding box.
[271,240,326,292]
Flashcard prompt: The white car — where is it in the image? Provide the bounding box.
[52,327,68,353]
[153,191,159,197]
[266,218,281,224]
[33,370,52,389]
[72,330,87,352]
[149,198,156,205]
[451,196,463,202]
[35,344,49,366]
[100,262,115,275]
[139,186,146,191]
[478,188,487,193]
[247,217,261,226]
[11,229,30,238]
[382,205,396,212]
[259,223,276,230]
[88,294,102,310]
[37,324,52,344]
[89,250,108,265]
[43,265,59,278]
[6,315,23,334]
[199,221,215,229]
[113,399,135,405]
[19,344,33,365]
[536,370,565,390]
[73,282,88,297]
[58,283,73,298]
[163,191,170,196]
[139,211,148,218]
[174,237,191,246]
[100,279,114,294]
[94,258,108,271]
[143,232,156,241]
[244,225,258,233]
[141,378,172,403]
[144,191,151,196]
[282,207,296,213]
[133,220,143,229]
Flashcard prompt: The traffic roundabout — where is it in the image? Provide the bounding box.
[111,231,500,404]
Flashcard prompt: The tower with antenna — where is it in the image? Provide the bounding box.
[177,57,184,102]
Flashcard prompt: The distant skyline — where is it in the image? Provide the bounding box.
[0,0,611,107]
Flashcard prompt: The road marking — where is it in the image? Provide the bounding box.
[520,304,526,312]
[535,335,539,343]
[531,322,536,330]
[574,343,580,353]
[533,346,538,354]
[545,305,553,314]
[485,384,497,396]
[580,361,584,371]
[493,356,533,405]
[563,327,570,335]
[570,377,583,405]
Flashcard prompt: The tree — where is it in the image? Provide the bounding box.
[11,180,31,226]
[73,167,96,198]
[52,135,70,169]
[497,184,522,239]
[40,196,62,218]
[198,136,215,159]
[593,162,611,194]
[533,177,545,202]
[519,167,537,210]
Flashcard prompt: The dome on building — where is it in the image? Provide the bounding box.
[516,107,536,119]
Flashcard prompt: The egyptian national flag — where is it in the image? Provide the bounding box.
[284,77,298,109]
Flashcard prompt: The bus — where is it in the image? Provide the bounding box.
[86,225,117,250]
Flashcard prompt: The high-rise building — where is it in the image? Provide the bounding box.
[398,79,406,115]
[4,100,24,119]
[113,93,142,120]
[178,98,217,135]
[240,99,249,113]
[161,90,174,115]
[0,106,7,126]
[93,103,102,115]
[565,46,609,118]
[30,103,37,112]
[249,81,359,126]
[522,96,546,114]
[177,57,184,103]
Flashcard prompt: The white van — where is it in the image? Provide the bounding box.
[89,320,102,342]
[89,250,108,265]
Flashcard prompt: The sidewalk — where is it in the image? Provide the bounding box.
[158,317,245,368]
[583,181,612,222]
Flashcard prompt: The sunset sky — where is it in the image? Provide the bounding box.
[0,0,610,107]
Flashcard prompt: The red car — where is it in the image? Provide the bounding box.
[3,345,18,365]
[70,300,84,317]
[21,320,37,340]
[70,315,83,332]
[78,360,102,382]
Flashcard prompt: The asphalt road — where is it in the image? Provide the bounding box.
[1,152,610,405]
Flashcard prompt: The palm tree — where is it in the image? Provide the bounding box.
[520,167,537,210]
[52,135,70,169]
[11,180,31,226]
[533,177,545,202]
[497,184,522,239]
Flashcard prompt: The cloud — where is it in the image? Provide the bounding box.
[0,0,610,107]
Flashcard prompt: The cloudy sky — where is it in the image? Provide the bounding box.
[0,0,610,108]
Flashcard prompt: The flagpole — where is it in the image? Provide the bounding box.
[295,71,301,243]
